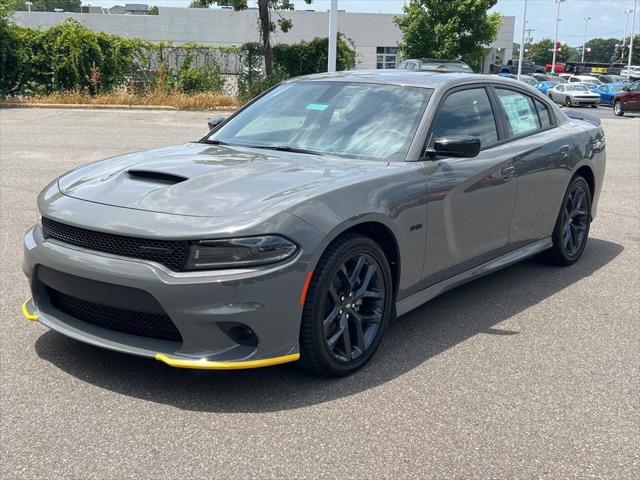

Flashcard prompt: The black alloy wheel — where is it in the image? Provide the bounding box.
[299,234,393,376]
[322,253,385,362]
[547,176,592,266]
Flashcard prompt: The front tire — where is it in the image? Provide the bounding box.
[546,176,592,266]
[299,234,393,376]
[614,100,624,116]
[565,96,572,107]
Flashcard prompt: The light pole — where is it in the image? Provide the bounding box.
[581,16,591,63]
[628,0,637,78]
[25,1,32,12]
[622,8,634,61]
[327,0,338,73]
[551,0,565,74]
[517,0,528,80]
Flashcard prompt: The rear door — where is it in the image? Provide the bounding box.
[421,86,518,286]
[490,86,576,245]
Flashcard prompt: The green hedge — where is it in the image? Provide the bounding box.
[1,19,145,95]
[273,34,357,78]
[1,18,357,98]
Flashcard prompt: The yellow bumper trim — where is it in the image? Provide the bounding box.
[155,352,300,370]
[22,302,39,321]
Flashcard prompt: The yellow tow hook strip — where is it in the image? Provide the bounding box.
[22,302,39,321]
[155,352,300,370]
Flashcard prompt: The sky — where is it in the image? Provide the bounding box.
[84,0,639,46]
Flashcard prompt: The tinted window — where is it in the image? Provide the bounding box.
[430,88,498,148]
[534,99,552,129]
[495,89,541,137]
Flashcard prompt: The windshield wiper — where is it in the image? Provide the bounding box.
[244,145,326,156]
[199,139,229,145]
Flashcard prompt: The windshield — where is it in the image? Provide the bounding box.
[206,82,432,161]
[566,84,589,91]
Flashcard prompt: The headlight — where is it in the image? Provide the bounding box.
[185,235,298,270]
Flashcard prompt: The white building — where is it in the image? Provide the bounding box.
[12,7,514,71]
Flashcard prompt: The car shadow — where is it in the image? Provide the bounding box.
[34,238,623,413]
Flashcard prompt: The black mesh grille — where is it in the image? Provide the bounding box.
[42,217,189,271]
[47,287,183,343]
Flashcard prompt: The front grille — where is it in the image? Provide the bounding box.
[47,287,183,342]
[42,217,189,271]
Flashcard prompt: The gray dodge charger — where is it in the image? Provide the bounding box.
[22,71,606,376]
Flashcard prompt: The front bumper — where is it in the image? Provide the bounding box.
[570,98,600,107]
[22,224,312,369]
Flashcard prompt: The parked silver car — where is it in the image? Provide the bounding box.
[22,72,606,376]
[548,83,600,107]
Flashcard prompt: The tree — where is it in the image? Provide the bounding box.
[394,0,502,70]
[190,0,311,76]
[1,0,18,19]
[528,38,570,65]
[15,0,80,11]
[148,5,158,15]
[583,37,620,63]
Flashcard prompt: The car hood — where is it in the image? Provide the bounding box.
[58,142,389,218]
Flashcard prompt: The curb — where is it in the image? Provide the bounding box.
[0,103,237,112]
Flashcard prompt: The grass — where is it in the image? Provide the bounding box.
[2,90,239,110]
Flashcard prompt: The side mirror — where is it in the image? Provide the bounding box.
[426,135,481,159]
[207,116,225,130]
[622,85,630,91]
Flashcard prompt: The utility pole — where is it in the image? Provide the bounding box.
[525,27,535,42]
[328,0,338,73]
[517,0,528,80]
[628,0,637,78]
[581,16,591,63]
[551,0,565,74]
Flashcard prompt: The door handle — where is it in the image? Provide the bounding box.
[502,165,516,181]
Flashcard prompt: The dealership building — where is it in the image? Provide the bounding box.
[12,6,515,72]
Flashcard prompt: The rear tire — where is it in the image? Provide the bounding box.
[614,100,625,116]
[299,234,393,376]
[546,176,592,266]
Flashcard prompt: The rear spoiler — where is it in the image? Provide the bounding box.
[563,109,601,126]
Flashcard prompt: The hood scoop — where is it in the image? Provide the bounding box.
[127,169,188,185]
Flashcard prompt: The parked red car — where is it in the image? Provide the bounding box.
[546,62,566,73]
[613,81,640,116]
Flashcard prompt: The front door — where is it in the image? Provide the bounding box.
[421,86,518,286]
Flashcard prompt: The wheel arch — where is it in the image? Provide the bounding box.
[311,217,402,300]
[573,165,595,201]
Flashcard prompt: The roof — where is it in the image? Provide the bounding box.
[287,70,503,90]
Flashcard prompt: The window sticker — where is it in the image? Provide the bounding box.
[306,103,329,111]
[499,94,538,135]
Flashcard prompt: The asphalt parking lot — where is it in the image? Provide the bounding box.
[1,107,638,479]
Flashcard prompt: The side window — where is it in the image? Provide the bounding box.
[495,88,541,137]
[430,88,498,149]
[631,81,640,91]
[534,99,552,129]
